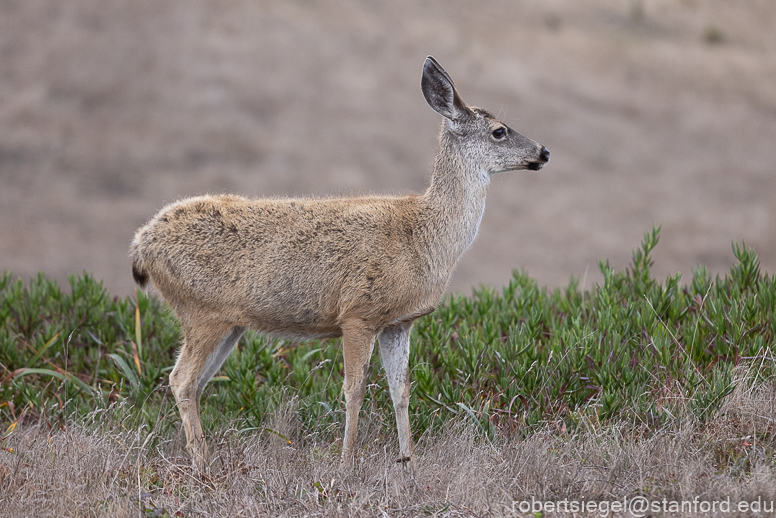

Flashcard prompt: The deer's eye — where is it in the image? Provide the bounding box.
[491,127,507,140]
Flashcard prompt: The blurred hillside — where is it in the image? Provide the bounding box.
[1,0,775,296]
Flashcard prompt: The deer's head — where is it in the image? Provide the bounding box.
[421,56,550,175]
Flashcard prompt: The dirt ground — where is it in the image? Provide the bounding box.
[1,0,775,297]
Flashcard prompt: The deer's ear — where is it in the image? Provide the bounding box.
[421,57,471,121]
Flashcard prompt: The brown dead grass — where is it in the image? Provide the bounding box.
[3,371,776,517]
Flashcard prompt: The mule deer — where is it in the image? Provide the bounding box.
[130,56,549,471]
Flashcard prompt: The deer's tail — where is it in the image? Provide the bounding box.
[129,232,149,289]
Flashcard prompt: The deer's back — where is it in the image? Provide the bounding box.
[134,194,447,337]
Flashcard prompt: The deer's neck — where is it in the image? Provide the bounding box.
[420,131,489,271]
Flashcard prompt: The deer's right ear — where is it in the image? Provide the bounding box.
[421,56,470,121]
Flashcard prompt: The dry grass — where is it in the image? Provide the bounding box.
[3,369,776,517]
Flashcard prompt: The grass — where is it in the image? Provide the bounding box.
[2,371,776,517]
[2,227,776,516]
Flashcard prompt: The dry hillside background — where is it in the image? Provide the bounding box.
[1,0,775,296]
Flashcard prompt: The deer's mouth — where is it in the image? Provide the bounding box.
[526,146,550,171]
[496,160,546,173]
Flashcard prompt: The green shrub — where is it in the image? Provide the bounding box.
[2,228,774,445]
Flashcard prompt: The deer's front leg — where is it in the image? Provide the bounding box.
[378,322,415,468]
[340,321,377,469]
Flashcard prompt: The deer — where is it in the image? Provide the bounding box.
[129,56,549,472]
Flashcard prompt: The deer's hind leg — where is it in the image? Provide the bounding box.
[169,320,242,472]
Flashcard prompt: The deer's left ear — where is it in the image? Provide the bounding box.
[421,56,472,122]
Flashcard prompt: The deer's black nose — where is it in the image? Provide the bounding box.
[539,147,550,162]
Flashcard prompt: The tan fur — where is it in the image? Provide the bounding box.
[129,57,549,471]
